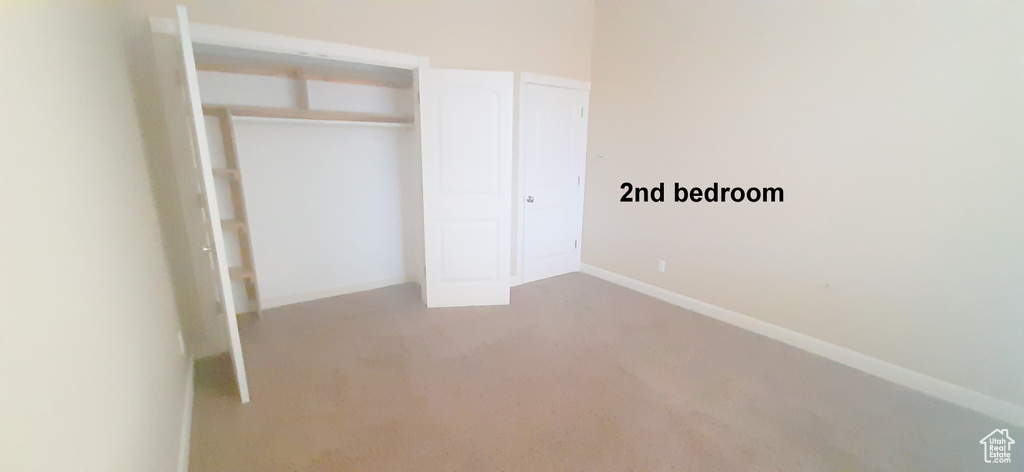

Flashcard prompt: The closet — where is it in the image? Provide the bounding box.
[151,7,513,404]
[194,45,422,316]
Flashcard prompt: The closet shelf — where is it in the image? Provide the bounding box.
[221,219,248,232]
[195,62,413,89]
[202,105,414,126]
[229,266,255,281]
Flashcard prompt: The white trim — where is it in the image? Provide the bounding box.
[580,263,1024,426]
[520,72,592,91]
[414,57,429,306]
[260,277,415,310]
[149,17,423,70]
[515,77,527,285]
[177,357,195,472]
[510,274,523,287]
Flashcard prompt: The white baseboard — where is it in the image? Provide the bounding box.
[177,357,195,472]
[511,274,523,287]
[260,276,413,310]
[579,263,1024,426]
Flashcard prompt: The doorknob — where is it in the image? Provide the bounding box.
[202,246,214,252]
[526,196,535,203]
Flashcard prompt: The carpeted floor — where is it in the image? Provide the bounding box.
[189,273,1000,471]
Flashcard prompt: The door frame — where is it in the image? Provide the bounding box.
[514,72,591,286]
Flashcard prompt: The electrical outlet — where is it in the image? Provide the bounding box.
[657,260,666,272]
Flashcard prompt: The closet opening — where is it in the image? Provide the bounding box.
[192,43,425,316]
[153,9,514,403]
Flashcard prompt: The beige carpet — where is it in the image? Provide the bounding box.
[189,273,1001,471]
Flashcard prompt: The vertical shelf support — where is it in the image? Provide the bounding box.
[293,68,310,110]
[212,107,263,318]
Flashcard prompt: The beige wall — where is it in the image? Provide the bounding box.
[127,0,594,81]
[0,5,190,471]
[584,0,1024,406]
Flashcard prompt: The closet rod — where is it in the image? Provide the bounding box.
[231,116,414,128]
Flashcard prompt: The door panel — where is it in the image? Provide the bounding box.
[441,221,500,281]
[438,88,502,194]
[150,19,228,359]
[176,6,250,403]
[521,84,589,284]
[420,69,513,307]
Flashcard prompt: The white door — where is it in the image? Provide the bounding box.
[521,84,589,284]
[419,69,514,307]
[176,6,250,403]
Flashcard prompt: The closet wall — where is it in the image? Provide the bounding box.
[199,69,422,312]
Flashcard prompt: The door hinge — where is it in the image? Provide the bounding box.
[580,107,584,117]
[574,240,578,249]
[577,176,581,185]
